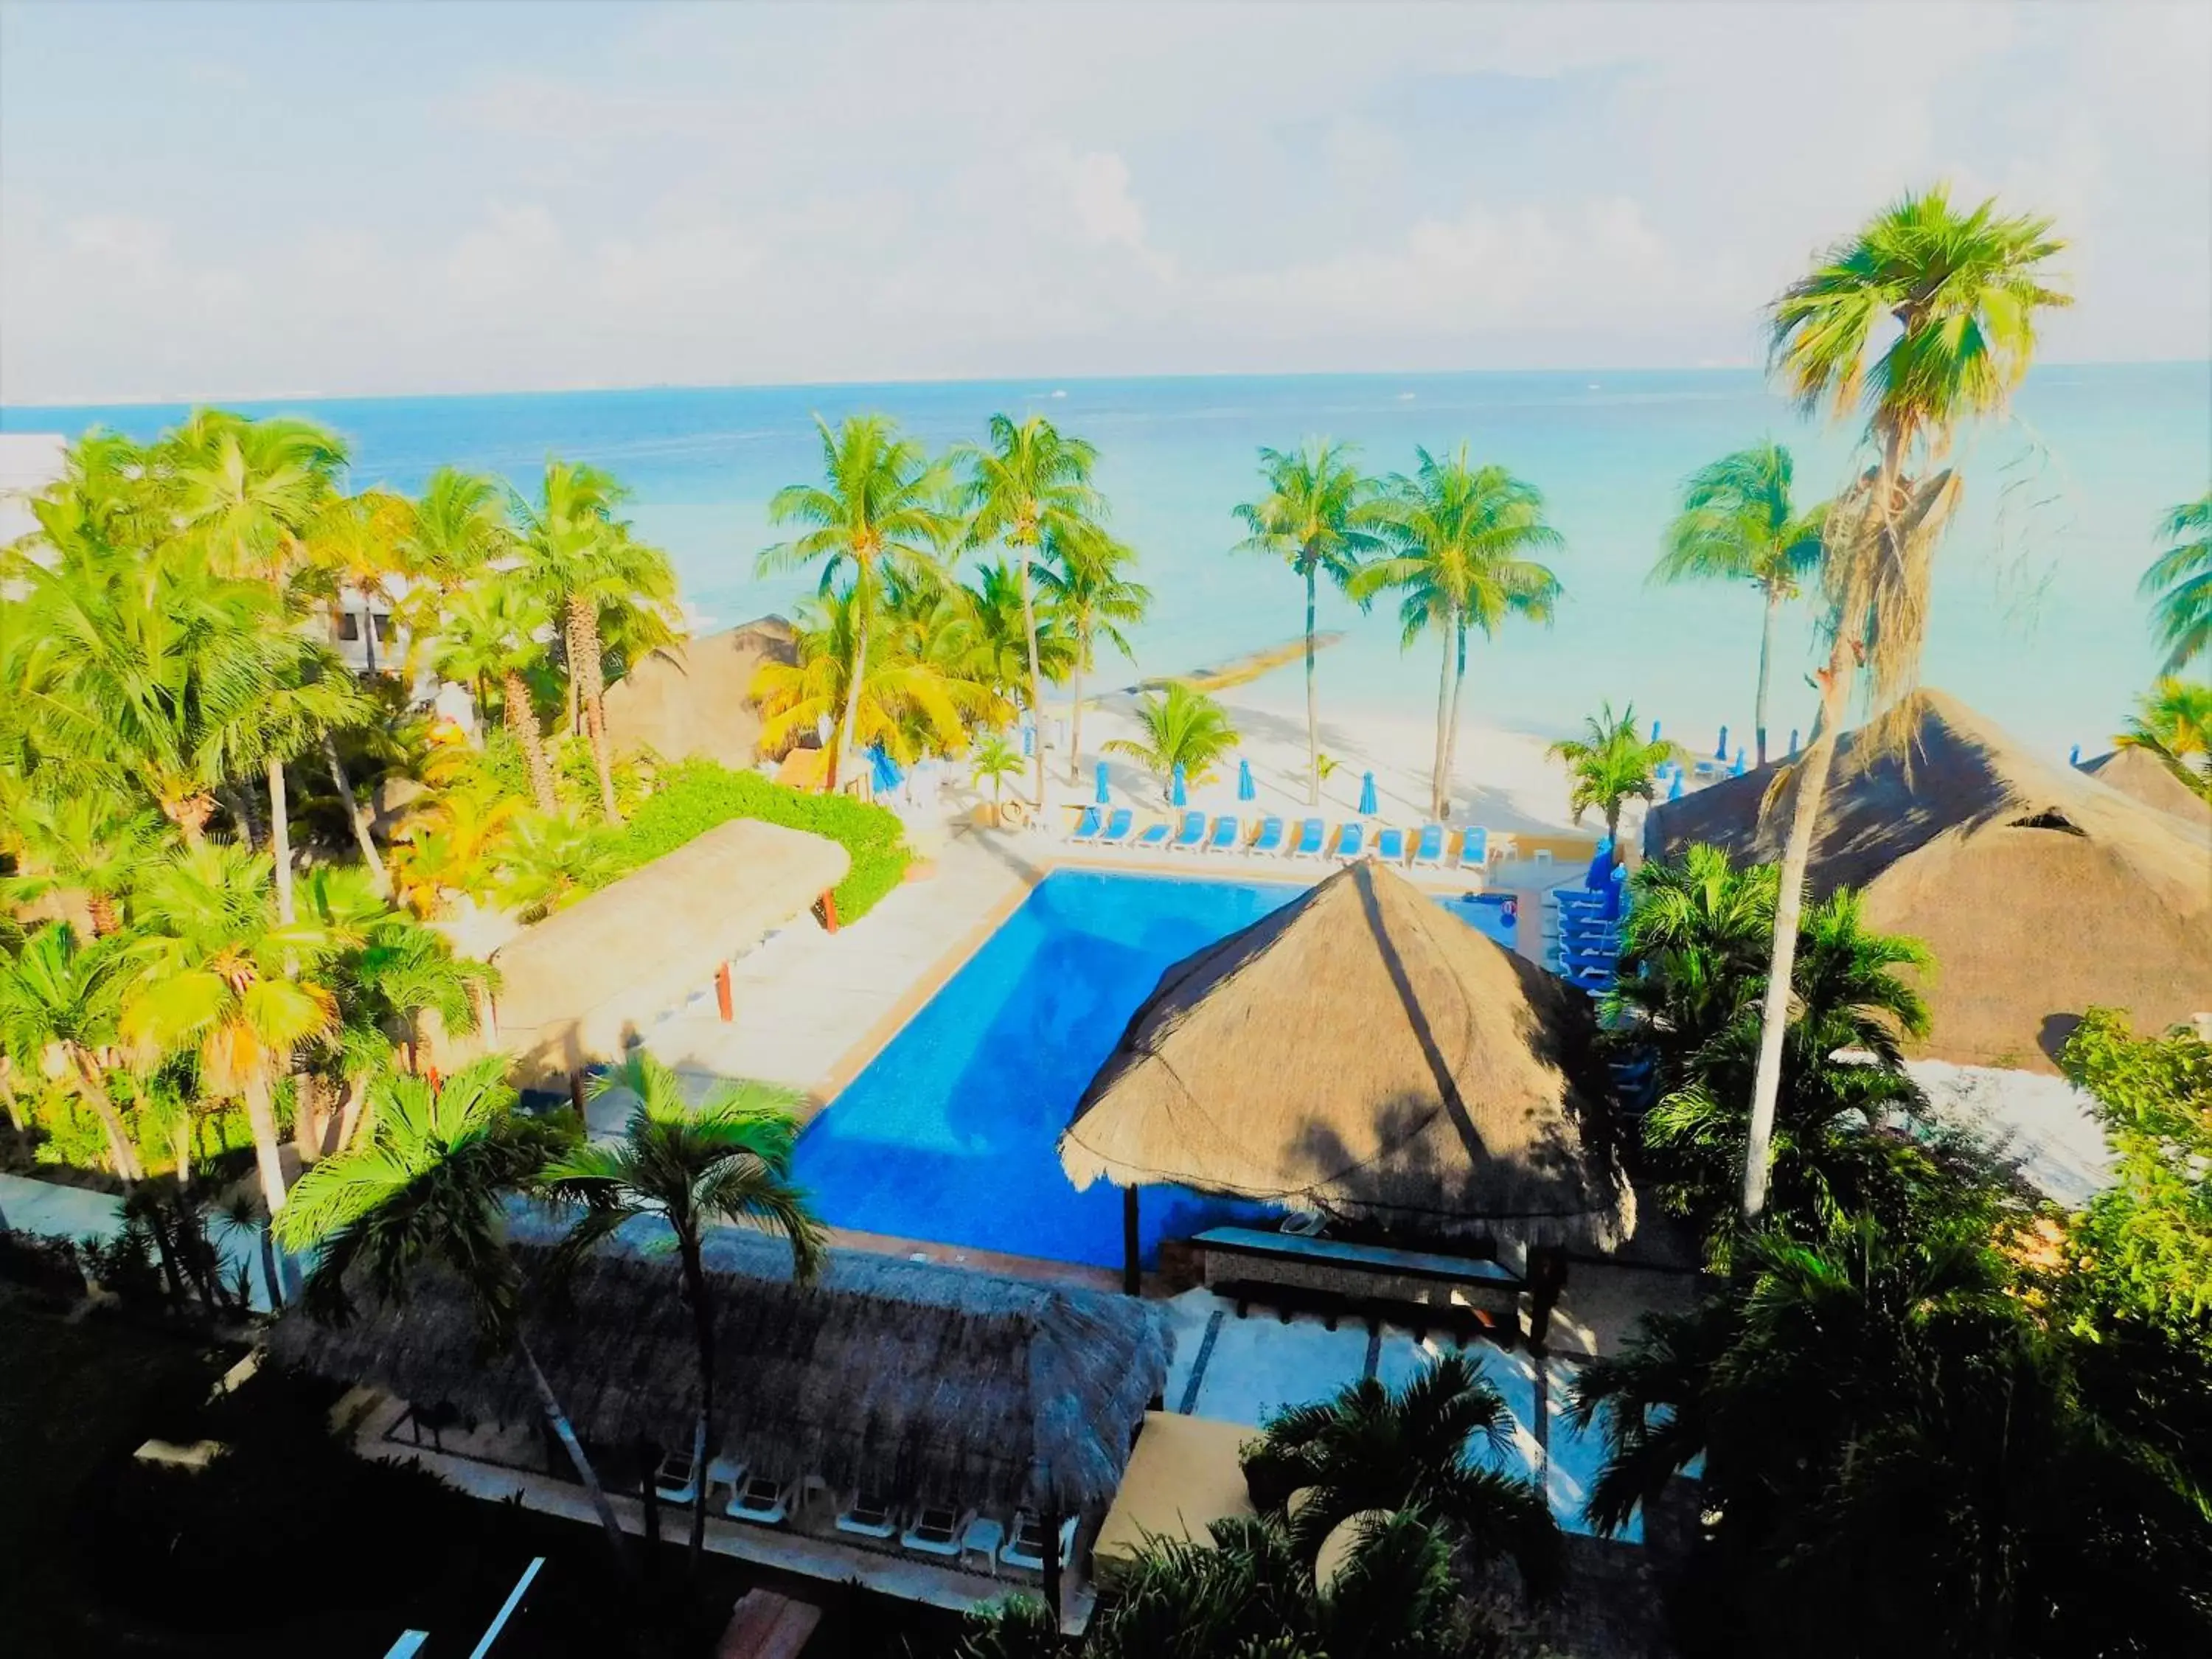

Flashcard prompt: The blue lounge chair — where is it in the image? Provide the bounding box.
[1249,816,1285,854]
[1334,821,1366,860]
[1458,826,1489,867]
[1095,807,1135,846]
[1206,814,1240,852]
[1411,824,1446,867]
[1067,806,1103,844]
[1168,810,1207,852]
[1133,818,1170,849]
[1287,817,1325,858]
[1375,826,1407,863]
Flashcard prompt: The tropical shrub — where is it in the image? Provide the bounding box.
[1104,682,1239,793]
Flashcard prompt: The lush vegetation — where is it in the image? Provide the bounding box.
[2143,491,2211,676]
[1544,702,1683,842]
[1104,681,1241,796]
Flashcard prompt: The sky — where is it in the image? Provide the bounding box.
[1,1,2207,405]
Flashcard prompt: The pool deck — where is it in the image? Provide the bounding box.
[645,819,1585,1112]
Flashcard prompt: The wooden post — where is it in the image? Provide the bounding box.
[568,1071,587,1118]
[1041,1508,1064,1625]
[1528,1248,1565,1349]
[1121,1186,1141,1296]
[714,961,734,1023]
[819,891,841,933]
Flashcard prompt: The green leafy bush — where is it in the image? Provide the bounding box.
[594,759,911,924]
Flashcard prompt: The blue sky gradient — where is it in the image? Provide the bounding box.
[3,1,2206,402]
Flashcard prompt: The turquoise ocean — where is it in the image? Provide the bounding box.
[7,364,2206,758]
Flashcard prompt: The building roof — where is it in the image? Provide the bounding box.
[1060,861,1635,1252]
[1646,688,2212,1072]
[1092,1411,1255,1576]
[490,817,847,1083]
[2078,744,2212,830]
[271,1216,1171,1514]
[602,617,797,771]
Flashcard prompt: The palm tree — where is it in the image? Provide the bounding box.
[513,461,675,824]
[956,414,1108,809]
[1234,440,1387,804]
[1034,526,1151,785]
[2143,492,2211,675]
[942,557,1079,709]
[403,465,516,596]
[434,576,560,813]
[542,1051,825,1574]
[1655,442,1827,764]
[119,841,353,1216]
[1242,1352,1560,1596]
[0,922,144,1181]
[750,589,1006,768]
[274,1059,634,1579]
[246,635,380,922]
[305,487,416,677]
[2115,676,2212,799]
[1544,702,1685,843]
[336,909,496,1079]
[1601,844,1782,1077]
[389,785,521,917]
[969,733,1024,806]
[493,810,622,921]
[761,415,952,793]
[1104,682,1239,797]
[0,785,164,938]
[1357,451,1563,819]
[161,408,347,588]
[1742,186,2070,1220]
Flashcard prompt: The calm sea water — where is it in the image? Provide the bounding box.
[7,364,2205,753]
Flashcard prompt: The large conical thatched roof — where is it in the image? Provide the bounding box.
[602,616,796,769]
[1060,861,1634,1252]
[2079,745,2212,830]
[1646,689,2212,1073]
[271,1216,1168,1514]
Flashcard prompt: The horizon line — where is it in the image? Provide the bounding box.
[4,355,2208,417]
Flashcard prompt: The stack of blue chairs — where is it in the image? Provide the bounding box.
[1545,842,1627,996]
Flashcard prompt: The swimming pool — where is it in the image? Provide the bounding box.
[792,871,1520,1271]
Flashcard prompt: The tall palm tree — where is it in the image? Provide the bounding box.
[246,636,380,922]
[1034,526,1151,785]
[274,1059,635,1579]
[2143,492,2211,676]
[403,465,517,597]
[119,841,356,1216]
[0,785,164,938]
[1544,701,1685,843]
[433,576,560,813]
[1742,186,2070,1220]
[0,922,144,1181]
[941,557,1079,709]
[304,487,415,676]
[750,588,1004,767]
[1356,450,1563,818]
[1601,844,1783,1076]
[1242,1352,1560,1596]
[161,408,348,588]
[760,415,952,792]
[513,462,675,824]
[1233,440,1387,804]
[542,1051,825,1574]
[1655,442,1827,764]
[1103,681,1240,797]
[956,414,1107,809]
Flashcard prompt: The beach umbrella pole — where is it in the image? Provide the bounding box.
[1121,1186,1141,1295]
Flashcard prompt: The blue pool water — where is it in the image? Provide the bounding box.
[792,870,1518,1270]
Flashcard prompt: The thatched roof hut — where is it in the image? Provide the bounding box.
[490,818,847,1088]
[1060,861,1634,1253]
[2078,745,2212,830]
[602,616,797,770]
[1646,689,2212,1073]
[272,1217,1169,1515]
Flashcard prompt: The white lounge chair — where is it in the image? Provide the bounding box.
[1203,814,1240,852]
[900,1502,974,1558]
[1000,1510,1080,1573]
[835,1488,897,1539]
[653,1447,699,1506]
[726,1472,791,1526]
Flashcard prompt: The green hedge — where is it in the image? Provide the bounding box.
[597,759,911,924]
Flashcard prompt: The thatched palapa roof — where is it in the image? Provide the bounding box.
[491,818,847,1085]
[1646,689,2212,1073]
[602,616,797,770]
[272,1217,1169,1514]
[2078,745,2212,830]
[1060,861,1634,1252]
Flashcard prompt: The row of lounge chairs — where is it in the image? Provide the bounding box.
[653,1450,1073,1577]
[1068,808,1512,870]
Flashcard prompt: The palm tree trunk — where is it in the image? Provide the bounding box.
[361,600,380,677]
[518,1335,636,1584]
[335,1073,370,1152]
[1754,588,1779,768]
[322,733,391,897]
[1442,622,1469,819]
[1430,623,1454,821]
[164,793,215,846]
[1066,650,1086,785]
[242,1068,290,1217]
[504,670,560,814]
[0,1068,24,1133]
[74,1057,142,1184]
[173,1112,193,1188]
[832,591,869,795]
[678,1242,717,1576]
[1018,547,1048,810]
[1304,560,1321,807]
[568,601,619,824]
[86,894,120,939]
[267,757,295,924]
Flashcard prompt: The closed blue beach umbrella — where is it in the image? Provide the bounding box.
[1358,771,1378,815]
[1714,724,1730,760]
[1731,747,1747,776]
[2069,742,2081,766]
[1649,719,1662,742]
[1585,837,1614,889]
[1667,771,1685,801]
[1171,763,1187,807]
[1021,720,1034,757]
[1237,758,1256,801]
[1789,728,1800,757]
[1095,761,1111,804]
[867,744,904,795]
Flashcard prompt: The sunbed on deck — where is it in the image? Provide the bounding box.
[1411,824,1446,867]
[1067,806,1104,844]
[1167,810,1207,851]
[1249,815,1285,854]
[1204,814,1240,852]
[1094,807,1135,846]
[1374,826,1407,863]
[1287,818,1326,858]
[1334,821,1366,861]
